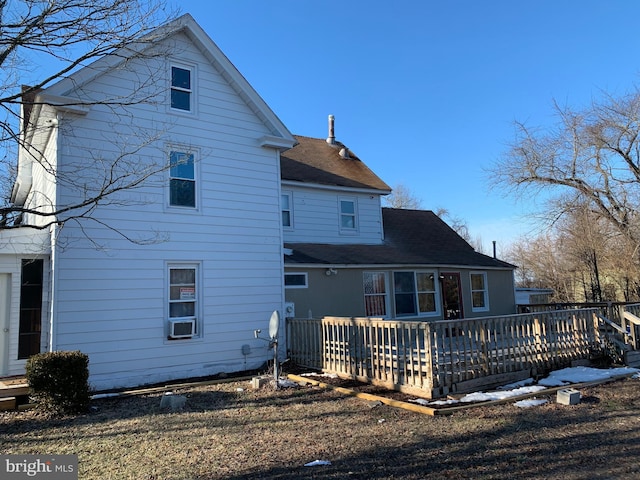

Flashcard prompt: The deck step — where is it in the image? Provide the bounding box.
[624,350,640,368]
[0,377,29,398]
[0,397,17,411]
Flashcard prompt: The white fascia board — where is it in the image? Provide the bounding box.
[38,93,91,115]
[281,179,392,196]
[284,263,514,271]
[0,228,51,255]
[182,16,295,143]
[259,135,297,150]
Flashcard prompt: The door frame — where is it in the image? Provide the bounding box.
[440,272,463,320]
[0,273,11,376]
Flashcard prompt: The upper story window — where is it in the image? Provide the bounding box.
[282,192,293,228]
[339,197,357,231]
[171,65,193,112]
[169,151,196,208]
[470,272,489,312]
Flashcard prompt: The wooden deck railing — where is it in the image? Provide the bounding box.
[287,309,602,398]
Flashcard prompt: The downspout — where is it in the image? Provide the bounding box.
[48,113,61,353]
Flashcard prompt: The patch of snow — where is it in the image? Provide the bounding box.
[428,399,459,406]
[497,378,535,390]
[460,385,546,403]
[277,379,299,388]
[514,398,548,408]
[300,372,338,378]
[538,366,639,387]
[91,393,120,400]
[304,460,331,467]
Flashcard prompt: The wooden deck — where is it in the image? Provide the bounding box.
[287,307,639,399]
[0,376,29,411]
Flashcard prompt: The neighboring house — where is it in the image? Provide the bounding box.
[281,121,517,321]
[0,14,517,390]
[515,288,554,306]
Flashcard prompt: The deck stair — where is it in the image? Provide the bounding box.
[598,311,640,367]
[0,377,29,411]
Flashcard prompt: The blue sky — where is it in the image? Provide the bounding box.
[175,0,640,254]
[8,1,640,254]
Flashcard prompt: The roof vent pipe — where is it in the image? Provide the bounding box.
[492,240,497,259]
[326,114,335,144]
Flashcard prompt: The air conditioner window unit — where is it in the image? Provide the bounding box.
[169,318,196,339]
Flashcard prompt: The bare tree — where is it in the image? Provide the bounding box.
[383,183,423,209]
[505,234,576,302]
[0,0,176,237]
[491,89,640,251]
[435,206,476,246]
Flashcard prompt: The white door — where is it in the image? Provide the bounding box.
[0,273,10,376]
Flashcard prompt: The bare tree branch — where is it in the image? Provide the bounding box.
[0,0,179,244]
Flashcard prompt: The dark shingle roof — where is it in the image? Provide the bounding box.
[281,135,391,191]
[285,208,515,269]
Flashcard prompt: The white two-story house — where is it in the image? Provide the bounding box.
[0,14,516,390]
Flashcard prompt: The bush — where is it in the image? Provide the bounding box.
[25,350,91,414]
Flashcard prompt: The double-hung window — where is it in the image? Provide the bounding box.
[168,265,199,339]
[339,197,357,231]
[393,271,439,317]
[282,192,293,228]
[470,272,489,311]
[171,65,193,112]
[169,151,196,208]
[363,272,388,317]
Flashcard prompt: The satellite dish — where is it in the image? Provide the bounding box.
[268,310,280,340]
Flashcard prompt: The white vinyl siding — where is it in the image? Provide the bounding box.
[47,31,287,390]
[282,185,384,244]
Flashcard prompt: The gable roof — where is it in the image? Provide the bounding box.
[42,13,295,147]
[285,208,516,269]
[281,135,391,192]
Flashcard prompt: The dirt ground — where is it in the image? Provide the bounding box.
[1,372,639,479]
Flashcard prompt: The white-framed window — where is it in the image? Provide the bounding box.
[167,264,200,339]
[169,150,196,208]
[339,197,357,231]
[470,272,489,312]
[363,272,388,317]
[170,64,194,112]
[285,272,308,288]
[282,192,293,228]
[416,271,438,314]
[393,271,439,317]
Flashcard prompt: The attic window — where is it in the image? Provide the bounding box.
[171,66,192,111]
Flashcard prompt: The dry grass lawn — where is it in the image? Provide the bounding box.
[1,374,639,479]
